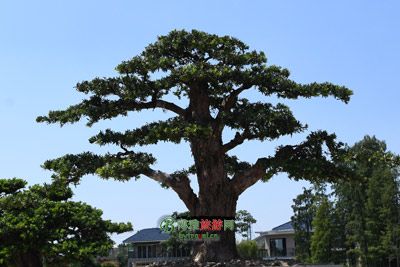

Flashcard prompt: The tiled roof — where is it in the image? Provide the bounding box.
[123,228,170,243]
[272,221,293,231]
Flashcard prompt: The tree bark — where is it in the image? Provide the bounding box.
[189,135,239,261]
[168,82,260,262]
[190,186,239,263]
[181,133,239,262]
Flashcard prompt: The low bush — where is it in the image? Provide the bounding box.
[237,240,258,259]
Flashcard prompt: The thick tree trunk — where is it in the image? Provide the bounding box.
[183,82,243,262]
[190,184,239,262]
[192,227,238,262]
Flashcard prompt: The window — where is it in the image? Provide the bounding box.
[269,238,286,257]
[137,246,142,258]
[148,245,156,258]
[137,245,147,258]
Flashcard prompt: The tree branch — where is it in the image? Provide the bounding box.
[215,85,251,122]
[37,98,186,126]
[231,157,273,195]
[131,99,185,116]
[223,130,252,152]
[155,100,186,116]
[142,168,198,212]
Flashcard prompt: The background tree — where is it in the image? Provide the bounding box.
[334,136,400,267]
[292,185,346,264]
[291,187,319,262]
[0,178,132,267]
[334,174,367,265]
[365,157,399,266]
[235,210,256,240]
[310,195,345,264]
[310,196,332,263]
[291,136,400,266]
[37,29,352,261]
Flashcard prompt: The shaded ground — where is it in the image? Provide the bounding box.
[144,259,294,267]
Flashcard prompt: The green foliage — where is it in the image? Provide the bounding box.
[0,178,27,195]
[291,187,321,263]
[235,210,256,240]
[293,136,400,266]
[36,30,353,260]
[100,263,117,267]
[41,152,156,184]
[0,179,132,266]
[334,136,400,267]
[310,196,344,264]
[89,118,212,147]
[37,29,352,187]
[236,240,258,259]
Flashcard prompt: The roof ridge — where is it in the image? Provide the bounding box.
[123,227,169,244]
[272,221,292,230]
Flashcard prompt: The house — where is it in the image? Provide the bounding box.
[254,221,296,260]
[123,228,190,267]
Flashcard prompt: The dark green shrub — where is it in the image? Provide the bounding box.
[236,240,258,259]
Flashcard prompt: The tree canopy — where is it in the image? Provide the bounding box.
[0,178,132,267]
[292,136,400,266]
[37,29,352,202]
[37,29,353,261]
[334,136,400,266]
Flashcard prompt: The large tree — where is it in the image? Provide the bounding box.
[37,29,352,261]
[0,178,132,267]
[334,136,400,267]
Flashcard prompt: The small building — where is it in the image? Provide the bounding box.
[123,228,190,267]
[254,221,296,260]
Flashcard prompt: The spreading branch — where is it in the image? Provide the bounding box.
[223,130,252,152]
[127,99,185,116]
[152,99,186,116]
[231,131,352,195]
[142,169,199,212]
[37,98,185,126]
[216,85,251,120]
[41,151,199,212]
[221,100,306,152]
[231,157,272,195]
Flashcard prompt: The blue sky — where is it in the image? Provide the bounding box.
[1,1,399,244]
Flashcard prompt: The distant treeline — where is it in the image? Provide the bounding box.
[292,136,400,267]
